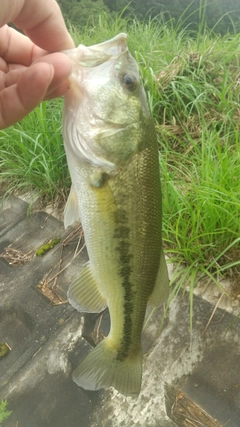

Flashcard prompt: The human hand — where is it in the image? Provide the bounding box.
[0,0,75,129]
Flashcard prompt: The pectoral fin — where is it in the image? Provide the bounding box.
[148,248,169,307]
[64,185,80,228]
[67,261,107,313]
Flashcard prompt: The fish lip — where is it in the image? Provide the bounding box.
[83,32,128,55]
[62,33,128,66]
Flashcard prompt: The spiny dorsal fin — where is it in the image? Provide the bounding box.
[148,248,169,307]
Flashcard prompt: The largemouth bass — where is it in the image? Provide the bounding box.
[62,33,169,397]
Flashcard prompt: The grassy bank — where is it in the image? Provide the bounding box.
[0,13,239,298]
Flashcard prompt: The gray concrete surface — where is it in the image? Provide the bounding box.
[0,195,239,427]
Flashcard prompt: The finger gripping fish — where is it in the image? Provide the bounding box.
[62,33,169,397]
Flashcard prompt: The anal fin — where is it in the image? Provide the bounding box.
[67,261,107,313]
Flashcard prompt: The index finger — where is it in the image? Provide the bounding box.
[0,26,44,67]
[1,0,74,51]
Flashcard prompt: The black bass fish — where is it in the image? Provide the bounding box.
[62,33,169,397]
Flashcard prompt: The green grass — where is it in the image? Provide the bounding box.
[0,99,70,205]
[0,12,239,302]
[0,401,11,426]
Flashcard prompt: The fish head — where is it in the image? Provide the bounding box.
[63,33,151,171]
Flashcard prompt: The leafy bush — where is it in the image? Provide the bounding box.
[0,401,11,426]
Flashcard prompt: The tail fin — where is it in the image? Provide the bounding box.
[72,339,142,397]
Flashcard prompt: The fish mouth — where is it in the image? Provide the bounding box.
[62,33,128,67]
[82,33,128,56]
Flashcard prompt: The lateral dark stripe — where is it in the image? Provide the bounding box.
[113,208,134,361]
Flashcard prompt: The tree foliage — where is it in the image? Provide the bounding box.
[58,0,109,27]
[57,0,240,34]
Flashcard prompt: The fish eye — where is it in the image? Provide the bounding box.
[122,74,138,91]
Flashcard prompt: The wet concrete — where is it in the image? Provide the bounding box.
[0,195,240,427]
